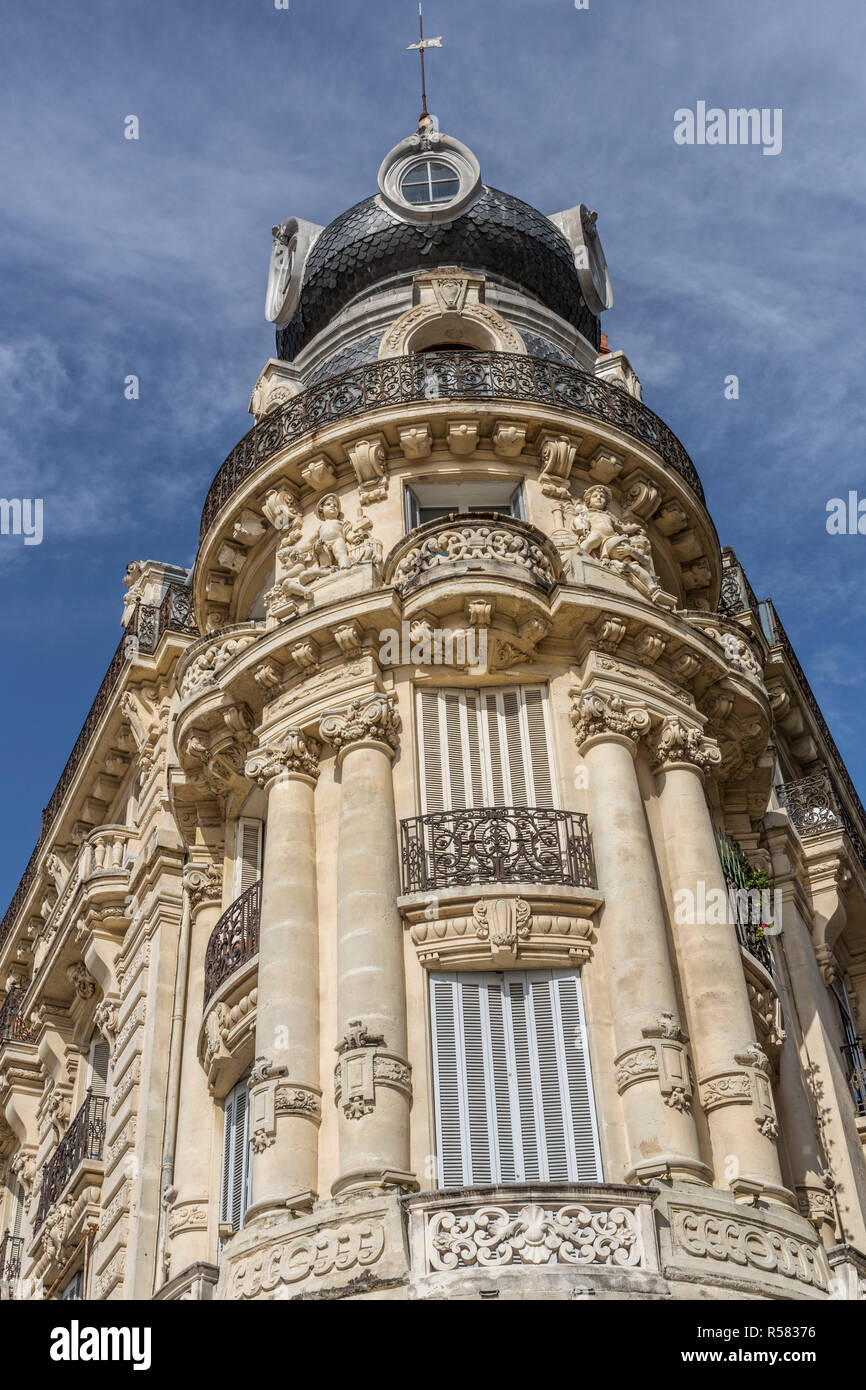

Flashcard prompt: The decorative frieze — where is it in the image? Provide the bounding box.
[228,1217,387,1299]
[425,1200,645,1272]
[389,515,560,595]
[669,1206,828,1291]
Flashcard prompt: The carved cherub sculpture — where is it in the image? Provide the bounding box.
[306,494,381,575]
[572,484,675,610]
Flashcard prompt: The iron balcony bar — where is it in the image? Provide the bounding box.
[841,1041,866,1118]
[0,988,36,1046]
[200,350,704,540]
[203,879,262,1006]
[776,770,866,879]
[716,831,775,975]
[34,1092,109,1233]
[0,1231,23,1283]
[400,806,597,895]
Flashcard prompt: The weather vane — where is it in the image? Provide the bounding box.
[406,4,442,122]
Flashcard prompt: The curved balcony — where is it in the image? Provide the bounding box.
[204,880,261,1006]
[200,351,704,539]
[385,512,563,598]
[777,770,866,877]
[34,1092,108,1233]
[401,807,597,895]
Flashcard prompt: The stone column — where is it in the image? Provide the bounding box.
[319,694,415,1196]
[168,861,223,1274]
[652,716,791,1204]
[572,691,708,1185]
[244,729,323,1217]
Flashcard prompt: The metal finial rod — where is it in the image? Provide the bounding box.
[407,3,443,124]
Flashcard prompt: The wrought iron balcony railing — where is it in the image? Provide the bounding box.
[776,771,866,877]
[762,601,866,849]
[0,988,35,1047]
[34,1092,108,1233]
[200,350,704,540]
[400,807,596,895]
[841,1041,866,1118]
[0,1231,23,1284]
[717,833,775,974]
[204,880,262,1006]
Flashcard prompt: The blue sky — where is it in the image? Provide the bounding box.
[0,0,864,906]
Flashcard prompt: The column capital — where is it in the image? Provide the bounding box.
[245,728,322,789]
[319,693,401,761]
[651,715,722,776]
[571,689,651,753]
[183,860,223,913]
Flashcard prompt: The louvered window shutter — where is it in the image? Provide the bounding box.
[88,1039,111,1097]
[10,1175,24,1238]
[430,971,602,1188]
[236,819,263,896]
[221,1079,251,1232]
[417,687,555,813]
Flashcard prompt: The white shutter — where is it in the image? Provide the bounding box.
[235,819,263,896]
[87,1039,111,1097]
[416,686,556,812]
[10,1174,24,1238]
[430,970,602,1188]
[221,1079,250,1232]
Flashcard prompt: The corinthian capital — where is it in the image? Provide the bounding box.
[319,693,401,757]
[245,728,322,788]
[651,716,722,774]
[183,861,223,911]
[571,690,651,750]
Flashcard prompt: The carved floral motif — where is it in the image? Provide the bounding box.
[427,1202,644,1272]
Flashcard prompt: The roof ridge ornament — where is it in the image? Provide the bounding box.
[406,3,443,123]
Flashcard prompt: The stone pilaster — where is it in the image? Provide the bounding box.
[167,861,223,1275]
[244,729,323,1218]
[652,716,792,1205]
[319,695,416,1196]
[572,690,709,1185]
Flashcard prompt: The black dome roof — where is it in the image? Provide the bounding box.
[276,186,600,361]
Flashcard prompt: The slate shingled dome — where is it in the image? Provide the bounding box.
[276,187,601,362]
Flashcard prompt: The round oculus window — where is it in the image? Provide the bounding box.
[399,158,462,206]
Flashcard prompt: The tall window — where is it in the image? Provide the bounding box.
[234,819,263,897]
[86,1036,111,1097]
[220,1078,251,1235]
[416,685,556,813]
[430,970,602,1187]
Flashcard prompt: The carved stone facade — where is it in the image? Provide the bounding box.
[2,115,866,1307]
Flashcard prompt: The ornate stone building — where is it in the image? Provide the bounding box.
[1,117,865,1302]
